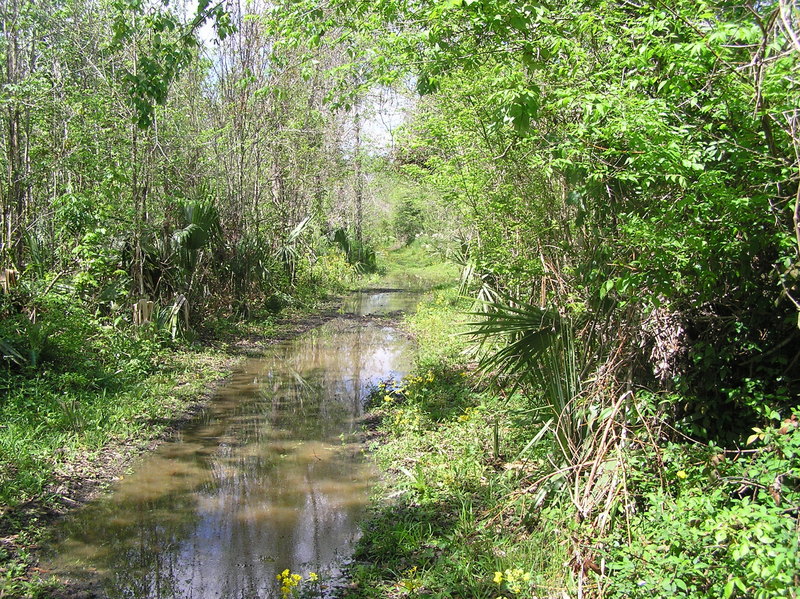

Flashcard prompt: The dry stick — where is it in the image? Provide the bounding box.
[482,459,600,528]
[570,355,630,558]
[791,166,800,311]
[596,456,621,533]
[593,432,624,530]
[42,270,66,296]
[619,443,633,547]
[745,4,776,122]
[568,347,627,517]
[786,105,800,310]
[779,0,800,55]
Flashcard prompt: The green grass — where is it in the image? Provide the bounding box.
[345,287,571,598]
[366,240,460,291]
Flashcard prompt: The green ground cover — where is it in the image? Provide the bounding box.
[346,285,570,598]
[369,242,460,291]
[345,283,800,599]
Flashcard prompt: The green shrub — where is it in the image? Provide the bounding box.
[394,196,424,245]
[604,415,800,599]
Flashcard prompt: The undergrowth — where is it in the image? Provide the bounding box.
[347,286,571,598]
[350,287,800,599]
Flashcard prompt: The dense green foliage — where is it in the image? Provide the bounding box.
[2,0,799,596]
[267,1,800,596]
[0,0,384,320]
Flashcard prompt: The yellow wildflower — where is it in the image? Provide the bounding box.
[493,571,503,584]
[677,470,688,479]
[277,569,302,598]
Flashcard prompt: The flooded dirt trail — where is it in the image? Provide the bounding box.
[41,290,418,599]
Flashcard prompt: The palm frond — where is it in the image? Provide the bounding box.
[466,291,585,460]
[0,337,26,367]
[285,216,312,245]
[173,200,221,252]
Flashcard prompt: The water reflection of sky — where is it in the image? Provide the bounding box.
[42,318,414,599]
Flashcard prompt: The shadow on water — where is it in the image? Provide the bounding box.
[41,293,418,599]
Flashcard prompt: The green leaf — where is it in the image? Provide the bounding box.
[723,580,734,599]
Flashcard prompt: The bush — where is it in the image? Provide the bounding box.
[394,196,424,245]
[604,415,800,599]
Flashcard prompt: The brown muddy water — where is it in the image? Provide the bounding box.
[41,291,418,599]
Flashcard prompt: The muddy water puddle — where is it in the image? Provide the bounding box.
[341,274,430,317]
[42,294,416,599]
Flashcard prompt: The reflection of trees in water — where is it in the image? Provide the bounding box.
[251,320,411,440]
[189,320,411,446]
[92,438,373,598]
[341,290,422,315]
[47,319,409,599]
[53,491,201,599]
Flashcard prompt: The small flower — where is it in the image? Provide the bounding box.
[677,470,688,479]
[308,572,318,582]
[493,571,504,584]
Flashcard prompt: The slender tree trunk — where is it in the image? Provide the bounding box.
[131,28,145,298]
[3,0,28,269]
[354,107,363,246]
[132,122,145,297]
